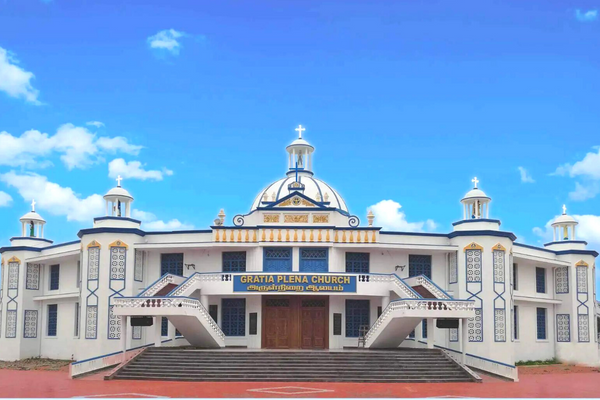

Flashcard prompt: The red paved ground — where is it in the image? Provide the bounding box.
[1,369,600,398]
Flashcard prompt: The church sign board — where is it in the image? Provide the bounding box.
[233,274,357,293]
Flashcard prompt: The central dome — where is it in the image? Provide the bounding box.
[250,126,348,213]
[251,175,348,212]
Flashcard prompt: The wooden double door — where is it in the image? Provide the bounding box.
[262,296,328,349]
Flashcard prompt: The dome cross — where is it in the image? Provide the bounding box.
[471,177,479,189]
[562,204,567,215]
[116,175,123,187]
[295,124,306,139]
[31,199,36,212]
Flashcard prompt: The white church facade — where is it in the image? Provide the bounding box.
[0,127,598,381]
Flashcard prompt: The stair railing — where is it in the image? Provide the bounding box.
[404,275,452,299]
[138,273,184,297]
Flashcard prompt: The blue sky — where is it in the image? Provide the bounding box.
[0,0,599,256]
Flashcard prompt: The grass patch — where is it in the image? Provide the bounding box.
[0,357,72,371]
[516,357,560,366]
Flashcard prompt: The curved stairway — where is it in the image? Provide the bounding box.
[110,347,479,383]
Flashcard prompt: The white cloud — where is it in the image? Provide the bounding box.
[0,171,103,222]
[554,147,600,180]
[147,29,186,55]
[0,191,12,207]
[518,166,535,183]
[575,9,598,22]
[0,123,142,169]
[0,47,40,104]
[86,121,105,128]
[108,158,170,181]
[132,209,194,231]
[368,200,437,232]
[569,182,600,201]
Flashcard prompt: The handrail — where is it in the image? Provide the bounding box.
[138,273,185,297]
[364,298,475,343]
[403,274,452,299]
[114,296,225,341]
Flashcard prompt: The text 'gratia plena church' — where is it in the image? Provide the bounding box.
[0,127,598,381]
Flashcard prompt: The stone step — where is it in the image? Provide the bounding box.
[115,374,472,383]
[124,365,462,373]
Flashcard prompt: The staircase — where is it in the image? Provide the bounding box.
[111,347,479,383]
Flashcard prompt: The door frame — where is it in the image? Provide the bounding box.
[261,295,329,349]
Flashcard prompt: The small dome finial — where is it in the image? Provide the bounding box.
[367,209,375,226]
[295,124,306,139]
[31,199,36,212]
[471,176,479,189]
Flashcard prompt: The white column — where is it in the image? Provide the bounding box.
[22,222,25,237]
[381,295,390,311]
[461,318,468,364]
[120,316,128,353]
[427,318,435,349]
[153,317,162,347]
[40,224,44,238]
[572,225,576,240]
[200,295,209,309]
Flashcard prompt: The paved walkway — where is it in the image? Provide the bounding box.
[1,369,600,398]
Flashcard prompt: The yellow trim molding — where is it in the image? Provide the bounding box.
[464,242,484,251]
[492,243,506,252]
[108,240,128,249]
[8,256,21,263]
[575,260,589,267]
[87,240,101,249]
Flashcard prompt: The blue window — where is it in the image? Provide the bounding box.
[161,253,183,276]
[422,319,427,338]
[222,299,246,336]
[409,329,415,338]
[47,304,57,337]
[263,248,292,272]
[50,265,60,291]
[345,300,370,337]
[161,317,168,336]
[513,306,519,340]
[537,307,547,340]
[346,252,369,273]
[300,248,328,272]
[222,252,246,272]
[536,267,546,294]
[409,255,432,278]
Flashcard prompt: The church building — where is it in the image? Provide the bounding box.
[0,126,598,381]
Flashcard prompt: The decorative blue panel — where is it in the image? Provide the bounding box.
[161,317,169,336]
[536,307,547,340]
[222,251,247,272]
[449,328,458,342]
[8,262,19,289]
[346,252,369,273]
[409,255,431,278]
[448,252,458,284]
[86,246,100,340]
[422,319,427,339]
[50,265,60,291]
[85,306,98,339]
[300,248,328,272]
[134,250,144,282]
[345,299,369,338]
[108,246,127,340]
[556,314,570,342]
[493,251,505,283]
[26,264,40,290]
[468,308,483,342]
[161,253,184,276]
[88,247,100,280]
[578,314,590,342]
[263,248,292,272]
[536,267,546,294]
[47,304,57,337]
[110,248,126,280]
[107,306,120,339]
[577,266,588,293]
[494,309,506,342]
[6,310,17,338]
[222,298,246,336]
[466,250,482,282]
[132,326,142,340]
[555,267,569,294]
[24,310,38,338]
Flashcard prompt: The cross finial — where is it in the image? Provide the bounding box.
[295,124,306,139]
[31,199,36,212]
[471,177,479,189]
[116,175,123,187]
[562,204,567,215]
